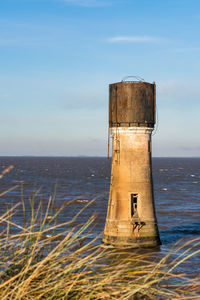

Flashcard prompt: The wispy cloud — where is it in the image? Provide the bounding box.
[0,38,24,46]
[107,36,165,43]
[0,38,45,46]
[0,93,9,100]
[164,46,200,53]
[59,0,111,7]
[157,79,200,108]
[194,14,200,19]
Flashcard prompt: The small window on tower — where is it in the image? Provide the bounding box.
[131,194,138,217]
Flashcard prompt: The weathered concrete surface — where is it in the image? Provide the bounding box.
[102,127,161,248]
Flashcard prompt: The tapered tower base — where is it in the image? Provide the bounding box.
[102,234,160,249]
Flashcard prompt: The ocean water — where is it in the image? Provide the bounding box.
[0,157,200,274]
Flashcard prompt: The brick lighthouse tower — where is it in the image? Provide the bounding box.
[102,78,160,248]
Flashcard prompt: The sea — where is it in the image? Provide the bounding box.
[0,157,200,275]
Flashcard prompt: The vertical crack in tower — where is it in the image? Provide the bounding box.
[103,80,161,248]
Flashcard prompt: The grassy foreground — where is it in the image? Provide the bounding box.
[0,171,199,299]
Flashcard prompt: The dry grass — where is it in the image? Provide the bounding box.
[0,170,199,299]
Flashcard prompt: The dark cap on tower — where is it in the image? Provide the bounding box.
[109,81,156,128]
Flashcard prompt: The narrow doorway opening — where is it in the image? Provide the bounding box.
[131,194,138,217]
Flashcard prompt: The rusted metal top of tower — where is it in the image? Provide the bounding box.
[109,78,156,128]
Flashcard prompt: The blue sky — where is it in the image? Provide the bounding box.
[0,0,200,156]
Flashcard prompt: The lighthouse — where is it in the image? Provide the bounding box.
[103,78,161,248]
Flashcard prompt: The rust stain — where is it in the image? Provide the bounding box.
[109,82,156,128]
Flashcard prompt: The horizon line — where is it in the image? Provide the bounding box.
[0,155,199,158]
